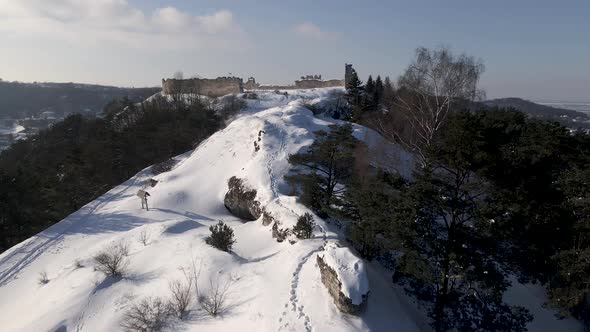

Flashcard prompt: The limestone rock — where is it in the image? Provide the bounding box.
[317,243,369,315]
[223,176,262,221]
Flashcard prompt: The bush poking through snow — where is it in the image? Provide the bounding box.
[293,213,315,239]
[93,243,128,277]
[205,221,236,252]
[120,297,172,332]
[168,277,193,320]
[119,241,131,256]
[199,277,232,317]
[138,228,150,246]
[74,259,84,269]
[271,221,291,242]
[38,271,49,285]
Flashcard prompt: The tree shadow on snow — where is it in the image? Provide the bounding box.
[151,208,214,222]
[93,275,124,293]
[230,251,279,264]
[164,219,204,234]
[69,212,153,235]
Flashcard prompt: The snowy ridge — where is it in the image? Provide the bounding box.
[0,88,425,332]
[0,88,581,332]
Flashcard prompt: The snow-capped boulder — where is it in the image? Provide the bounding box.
[223,176,262,221]
[317,242,369,314]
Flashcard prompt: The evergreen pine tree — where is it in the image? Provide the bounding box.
[383,76,395,108]
[285,124,360,216]
[345,71,364,122]
[293,213,315,239]
[365,75,375,98]
[364,75,376,112]
[374,75,384,107]
[388,111,532,331]
[205,221,236,252]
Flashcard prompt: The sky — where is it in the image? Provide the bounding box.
[0,0,588,102]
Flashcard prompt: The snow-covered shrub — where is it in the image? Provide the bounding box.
[271,221,290,242]
[93,243,128,277]
[74,259,84,269]
[38,271,49,285]
[118,241,131,256]
[293,213,315,239]
[205,221,236,252]
[242,92,258,100]
[199,277,232,317]
[120,297,172,332]
[168,278,193,320]
[261,209,275,226]
[219,95,246,120]
[151,158,177,175]
[138,228,150,246]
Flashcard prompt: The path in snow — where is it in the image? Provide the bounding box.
[278,225,328,332]
[262,112,298,218]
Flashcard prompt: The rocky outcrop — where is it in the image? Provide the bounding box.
[223,176,262,221]
[317,244,369,315]
[262,210,275,226]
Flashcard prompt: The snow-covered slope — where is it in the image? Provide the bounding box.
[0,88,424,332]
[0,88,579,332]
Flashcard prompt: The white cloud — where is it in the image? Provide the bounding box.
[294,21,338,40]
[196,10,234,34]
[0,0,244,49]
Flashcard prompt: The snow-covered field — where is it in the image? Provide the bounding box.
[0,88,581,331]
[537,102,590,116]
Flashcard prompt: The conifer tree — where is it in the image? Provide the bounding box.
[293,213,315,239]
[382,76,395,108]
[345,71,364,122]
[365,75,375,99]
[386,111,531,331]
[374,75,384,107]
[285,124,360,216]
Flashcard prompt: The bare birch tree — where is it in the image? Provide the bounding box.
[375,47,485,166]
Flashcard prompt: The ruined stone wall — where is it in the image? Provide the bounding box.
[294,79,344,89]
[162,77,243,97]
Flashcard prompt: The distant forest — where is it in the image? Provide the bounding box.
[0,80,159,118]
[483,97,590,130]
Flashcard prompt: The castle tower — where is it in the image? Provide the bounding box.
[345,63,356,87]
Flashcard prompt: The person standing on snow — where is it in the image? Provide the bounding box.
[136,189,151,211]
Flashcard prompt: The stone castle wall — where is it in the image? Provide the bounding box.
[294,79,344,89]
[162,77,243,97]
[162,64,353,96]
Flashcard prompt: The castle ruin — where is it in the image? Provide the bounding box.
[344,63,356,87]
[161,64,354,97]
[161,76,243,98]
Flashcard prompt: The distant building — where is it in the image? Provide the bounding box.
[162,76,243,97]
[244,77,260,90]
[344,63,356,87]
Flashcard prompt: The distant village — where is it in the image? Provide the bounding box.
[0,108,103,152]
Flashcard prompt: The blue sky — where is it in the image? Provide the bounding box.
[0,0,588,102]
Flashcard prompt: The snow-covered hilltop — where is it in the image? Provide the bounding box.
[0,88,424,332]
[0,88,580,332]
